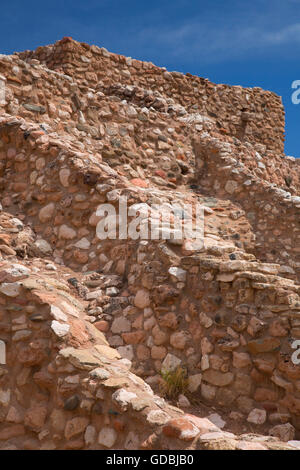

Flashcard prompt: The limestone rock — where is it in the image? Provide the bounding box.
[58,225,77,240]
[203,370,234,387]
[39,203,55,223]
[134,289,150,309]
[59,168,71,187]
[65,417,89,440]
[269,423,295,442]
[161,353,182,373]
[112,388,137,410]
[188,374,202,393]
[247,409,267,425]
[51,320,70,337]
[98,427,117,448]
[0,282,21,297]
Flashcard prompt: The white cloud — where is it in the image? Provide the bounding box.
[135,19,300,63]
[263,23,300,44]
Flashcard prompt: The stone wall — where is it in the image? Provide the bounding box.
[0,215,298,449]
[95,240,300,431]
[193,137,300,280]
[17,37,285,154]
[0,48,299,277]
[0,114,300,438]
[0,38,299,449]
[0,255,200,450]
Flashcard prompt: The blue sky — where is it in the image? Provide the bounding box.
[1,0,300,157]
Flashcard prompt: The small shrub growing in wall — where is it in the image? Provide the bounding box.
[160,366,189,400]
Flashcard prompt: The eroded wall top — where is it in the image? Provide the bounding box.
[17,37,285,154]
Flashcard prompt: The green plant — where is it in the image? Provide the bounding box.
[160,366,189,400]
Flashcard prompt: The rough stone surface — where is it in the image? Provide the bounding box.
[0,36,298,452]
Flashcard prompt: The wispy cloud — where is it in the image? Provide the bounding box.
[133,19,300,64]
[263,23,300,44]
[12,0,300,66]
